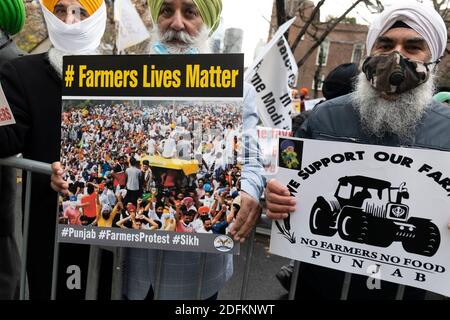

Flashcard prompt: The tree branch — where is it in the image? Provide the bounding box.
[296,0,365,68]
[290,0,326,53]
[367,0,384,12]
[305,29,320,42]
[441,0,449,20]
[432,0,440,11]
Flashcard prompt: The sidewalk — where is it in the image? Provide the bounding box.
[220,233,290,300]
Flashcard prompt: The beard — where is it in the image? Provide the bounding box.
[150,25,211,54]
[352,72,436,140]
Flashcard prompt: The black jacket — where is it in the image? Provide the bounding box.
[0,53,88,299]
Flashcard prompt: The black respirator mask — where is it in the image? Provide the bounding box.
[362,51,438,95]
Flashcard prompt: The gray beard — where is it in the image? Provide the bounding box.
[48,47,99,79]
[149,25,211,54]
[352,73,435,140]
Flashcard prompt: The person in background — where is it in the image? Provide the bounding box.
[266,3,450,299]
[321,63,359,100]
[299,87,309,112]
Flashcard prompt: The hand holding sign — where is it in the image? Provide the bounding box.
[265,179,296,220]
[229,191,261,243]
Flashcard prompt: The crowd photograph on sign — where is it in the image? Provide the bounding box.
[58,99,243,235]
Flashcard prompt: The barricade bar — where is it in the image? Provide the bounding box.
[0,156,52,176]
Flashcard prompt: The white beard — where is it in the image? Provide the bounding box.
[149,25,211,54]
[48,47,99,78]
[352,72,435,140]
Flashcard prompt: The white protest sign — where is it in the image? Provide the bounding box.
[114,0,150,52]
[0,83,15,126]
[245,18,297,131]
[270,137,450,297]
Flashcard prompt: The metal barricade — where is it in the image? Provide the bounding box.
[85,246,124,300]
[0,156,128,300]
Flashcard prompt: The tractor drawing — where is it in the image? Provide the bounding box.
[309,175,440,257]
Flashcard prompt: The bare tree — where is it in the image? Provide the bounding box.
[275,0,383,69]
[276,0,288,26]
[431,0,450,88]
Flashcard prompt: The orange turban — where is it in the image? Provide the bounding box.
[42,0,103,16]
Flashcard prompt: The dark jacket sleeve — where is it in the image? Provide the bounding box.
[295,118,312,138]
[0,61,31,157]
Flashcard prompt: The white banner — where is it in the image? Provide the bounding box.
[0,83,15,127]
[114,0,150,52]
[271,137,450,297]
[245,18,297,131]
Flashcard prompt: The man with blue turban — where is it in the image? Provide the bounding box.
[148,0,222,54]
[0,0,25,64]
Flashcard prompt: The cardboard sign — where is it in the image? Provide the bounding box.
[270,137,450,297]
[0,83,16,126]
[58,54,244,254]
